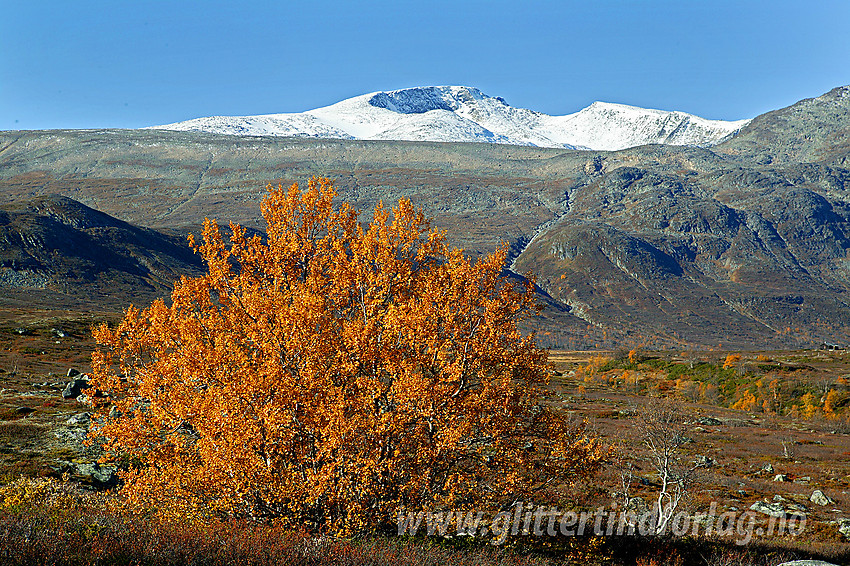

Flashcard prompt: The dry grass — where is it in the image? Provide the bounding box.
[0,477,842,566]
[0,421,46,442]
[0,478,569,566]
[542,348,850,559]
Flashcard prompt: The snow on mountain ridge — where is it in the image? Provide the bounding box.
[150,86,750,151]
[546,101,751,151]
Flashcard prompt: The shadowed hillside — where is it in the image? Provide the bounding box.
[0,195,203,309]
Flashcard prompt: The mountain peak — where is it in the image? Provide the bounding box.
[584,100,683,116]
[815,85,850,107]
[151,87,750,151]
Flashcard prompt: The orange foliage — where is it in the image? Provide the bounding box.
[722,354,741,370]
[699,382,718,404]
[800,392,819,419]
[88,178,605,533]
[731,391,759,412]
[577,355,608,383]
[824,390,841,414]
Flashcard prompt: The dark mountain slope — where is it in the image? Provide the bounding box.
[0,195,203,309]
[514,168,850,348]
[0,132,586,258]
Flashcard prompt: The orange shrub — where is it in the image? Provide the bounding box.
[731,391,759,412]
[722,354,741,370]
[88,178,605,534]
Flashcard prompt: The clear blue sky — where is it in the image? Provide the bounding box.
[2,0,849,130]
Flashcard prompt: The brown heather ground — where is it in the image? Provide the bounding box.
[544,349,850,562]
[0,308,849,564]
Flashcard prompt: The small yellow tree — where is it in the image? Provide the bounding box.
[824,389,841,415]
[722,354,741,370]
[88,178,605,533]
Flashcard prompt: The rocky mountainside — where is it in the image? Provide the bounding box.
[718,85,850,166]
[150,86,749,151]
[0,195,203,309]
[1,85,849,349]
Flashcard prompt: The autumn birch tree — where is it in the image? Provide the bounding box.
[88,177,605,533]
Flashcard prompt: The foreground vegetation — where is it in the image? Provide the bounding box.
[2,346,850,564]
[1,476,841,566]
[573,348,850,425]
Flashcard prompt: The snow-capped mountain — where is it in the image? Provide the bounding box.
[150,86,750,151]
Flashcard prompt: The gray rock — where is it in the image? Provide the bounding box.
[62,375,90,399]
[760,463,774,474]
[626,496,649,515]
[749,500,788,518]
[776,561,842,566]
[774,474,788,482]
[837,518,850,538]
[66,412,91,426]
[58,461,118,486]
[810,490,834,506]
[773,494,786,502]
[584,156,604,175]
[691,514,714,526]
[67,368,81,378]
[54,427,87,443]
[695,455,715,467]
[75,463,116,485]
[697,416,722,426]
